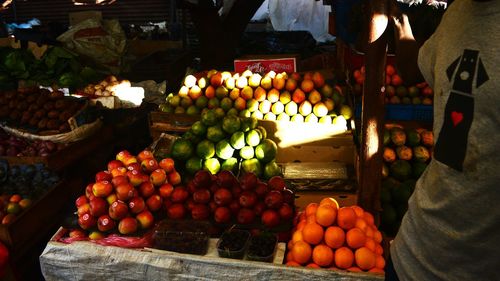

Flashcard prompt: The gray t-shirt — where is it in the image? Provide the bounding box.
[391,1,500,280]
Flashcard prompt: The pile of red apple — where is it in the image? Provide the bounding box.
[74,150,183,239]
[164,169,295,230]
[352,65,433,105]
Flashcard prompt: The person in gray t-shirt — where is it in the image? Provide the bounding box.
[387,0,500,280]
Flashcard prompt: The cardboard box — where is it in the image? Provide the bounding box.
[234,54,298,73]
[69,11,102,26]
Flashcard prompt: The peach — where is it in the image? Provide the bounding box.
[301,79,315,93]
[272,74,286,90]
[285,78,298,92]
[234,97,246,111]
[308,90,322,105]
[229,88,240,100]
[254,86,267,102]
[210,72,223,87]
[292,89,306,104]
[240,86,253,100]
[312,71,325,88]
[205,85,216,99]
[267,88,280,103]
[260,76,273,90]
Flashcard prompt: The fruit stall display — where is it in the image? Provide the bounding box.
[170,109,281,179]
[380,125,434,236]
[0,127,64,157]
[284,197,385,275]
[159,69,354,127]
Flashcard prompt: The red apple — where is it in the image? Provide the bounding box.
[118,217,138,235]
[214,188,232,206]
[231,183,242,198]
[137,181,154,198]
[69,229,87,239]
[78,213,97,230]
[159,158,175,173]
[193,170,212,188]
[136,210,154,229]
[106,193,118,205]
[109,200,128,220]
[216,170,236,189]
[171,187,189,203]
[187,180,198,194]
[282,188,295,205]
[77,203,90,216]
[255,182,269,198]
[97,214,116,232]
[229,200,241,214]
[239,191,258,208]
[209,183,219,194]
[262,209,280,228]
[75,195,88,208]
[89,197,108,217]
[167,203,186,219]
[85,183,95,200]
[186,198,196,211]
[268,176,286,191]
[141,158,159,174]
[92,181,113,198]
[214,206,231,223]
[122,155,138,166]
[127,162,141,172]
[264,190,283,209]
[253,201,266,216]
[137,150,154,162]
[158,183,174,199]
[163,198,172,210]
[168,171,182,185]
[146,194,162,212]
[240,173,258,190]
[116,150,131,162]
[150,169,167,186]
[110,167,127,178]
[95,171,112,182]
[237,208,255,224]
[279,203,294,221]
[191,204,210,220]
[128,197,146,214]
[193,189,211,204]
[115,183,135,201]
[127,170,148,187]
[107,160,124,172]
[111,175,129,187]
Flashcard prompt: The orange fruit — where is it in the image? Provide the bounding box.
[319,197,340,209]
[312,244,334,267]
[386,64,396,76]
[375,244,384,255]
[315,204,337,227]
[363,212,375,225]
[328,266,340,271]
[351,205,364,217]
[347,266,362,272]
[287,241,294,251]
[334,246,354,269]
[355,247,377,270]
[305,203,318,217]
[306,214,317,224]
[373,230,383,244]
[291,241,312,265]
[355,218,368,232]
[375,255,386,269]
[292,230,304,244]
[324,226,345,249]
[286,251,294,262]
[302,222,324,245]
[286,261,301,267]
[296,220,307,231]
[365,226,374,238]
[369,268,385,274]
[306,263,320,268]
[365,238,377,252]
[346,228,367,249]
[337,207,357,230]
[298,211,306,222]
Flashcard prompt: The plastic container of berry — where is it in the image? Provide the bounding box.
[216,228,250,260]
[246,232,278,263]
[153,219,210,255]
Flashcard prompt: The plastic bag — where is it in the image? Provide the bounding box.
[58,231,154,249]
[57,18,126,74]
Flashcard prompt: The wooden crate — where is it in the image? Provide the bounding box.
[0,177,83,261]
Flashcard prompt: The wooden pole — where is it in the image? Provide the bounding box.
[357,0,388,218]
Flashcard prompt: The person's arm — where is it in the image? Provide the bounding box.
[390,4,425,85]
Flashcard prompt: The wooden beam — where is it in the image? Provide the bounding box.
[357,0,388,218]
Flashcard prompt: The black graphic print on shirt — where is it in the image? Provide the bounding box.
[434,49,489,171]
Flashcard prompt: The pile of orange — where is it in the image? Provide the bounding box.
[285,197,385,274]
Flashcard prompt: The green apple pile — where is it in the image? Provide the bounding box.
[170,109,281,179]
[159,69,353,127]
[380,124,434,236]
[352,64,434,105]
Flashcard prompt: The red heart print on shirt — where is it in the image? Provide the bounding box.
[451,111,463,127]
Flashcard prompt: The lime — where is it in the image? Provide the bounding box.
[230,131,246,150]
[208,98,220,109]
[171,139,194,161]
[196,140,215,159]
[263,112,276,121]
[183,131,202,144]
[246,129,262,147]
[203,158,221,175]
[240,117,258,132]
[251,110,263,120]
[186,156,203,175]
[221,157,239,173]
[241,158,262,177]
[339,105,353,120]
[206,125,226,143]
[255,139,277,163]
[239,109,251,118]
[186,105,200,115]
[169,95,181,107]
[216,139,235,160]
[220,97,233,112]
[222,115,241,134]
[195,96,209,109]
[174,106,185,114]
[214,108,226,120]
[201,110,218,126]
[264,161,282,179]
[191,121,207,136]
[227,108,238,116]
[239,146,255,160]
[255,126,267,140]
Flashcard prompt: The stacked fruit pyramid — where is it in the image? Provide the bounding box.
[71,150,184,239]
[380,125,434,236]
[159,69,353,128]
[285,197,385,274]
[170,109,281,179]
[352,64,434,105]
